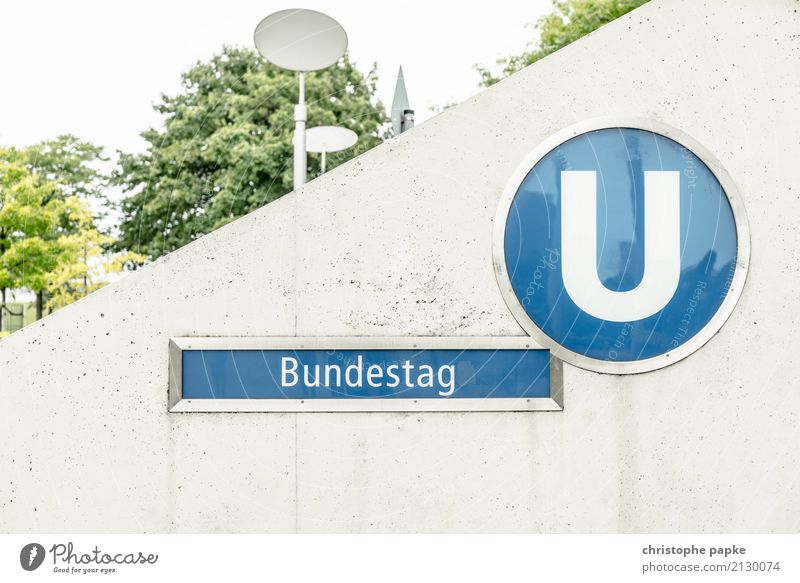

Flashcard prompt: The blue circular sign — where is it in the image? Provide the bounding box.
[494,121,749,373]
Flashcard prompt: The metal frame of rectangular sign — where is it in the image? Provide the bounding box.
[168,337,563,413]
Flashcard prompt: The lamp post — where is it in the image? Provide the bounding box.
[254,9,349,189]
[294,72,307,190]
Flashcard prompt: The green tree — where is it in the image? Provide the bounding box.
[22,135,108,203]
[20,135,112,317]
[46,198,144,311]
[478,0,650,86]
[114,46,388,260]
[0,148,64,328]
[1,142,134,331]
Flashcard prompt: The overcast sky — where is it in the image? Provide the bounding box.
[0,0,552,155]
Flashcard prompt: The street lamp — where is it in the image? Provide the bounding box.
[254,9,349,190]
[306,126,358,174]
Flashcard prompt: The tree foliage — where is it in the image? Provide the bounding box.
[22,135,108,203]
[478,0,650,86]
[114,46,388,260]
[45,197,143,311]
[0,149,65,295]
[1,140,140,327]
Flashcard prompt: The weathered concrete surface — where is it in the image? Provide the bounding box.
[2,0,799,532]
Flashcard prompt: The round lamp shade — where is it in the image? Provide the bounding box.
[254,9,348,72]
[306,126,358,153]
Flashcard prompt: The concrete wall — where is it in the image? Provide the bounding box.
[2,0,800,532]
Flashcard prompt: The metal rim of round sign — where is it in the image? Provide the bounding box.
[492,117,751,375]
[253,9,348,72]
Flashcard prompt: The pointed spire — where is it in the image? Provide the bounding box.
[391,66,414,135]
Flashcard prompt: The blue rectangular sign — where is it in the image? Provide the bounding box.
[181,348,551,400]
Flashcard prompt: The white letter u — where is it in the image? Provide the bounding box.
[561,170,680,322]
